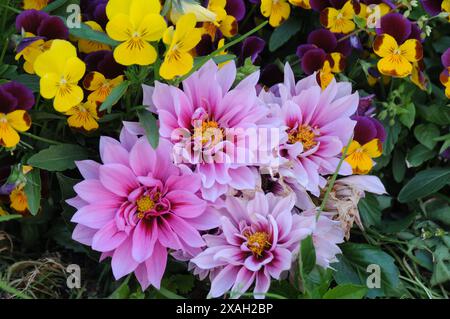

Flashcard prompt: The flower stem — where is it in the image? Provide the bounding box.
[317,135,354,219]
[177,20,269,83]
[21,132,63,145]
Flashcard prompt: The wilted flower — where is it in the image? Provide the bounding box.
[324,175,386,239]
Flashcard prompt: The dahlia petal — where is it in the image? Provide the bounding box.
[132,219,158,263]
[230,267,255,298]
[166,214,204,247]
[220,216,241,246]
[253,270,271,299]
[71,203,116,229]
[74,180,122,206]
[129,137,156,177]
[92,220,127,252]
[165,190,206,218]
[210,265,240,298]
[265,247,292,279]
[191,245,231,269]
[111,238,139,279]
[228,166,257,190]
[144,242,167,289]
[75,160,100,180]
[72,224,97,246]
[99,164,139,197]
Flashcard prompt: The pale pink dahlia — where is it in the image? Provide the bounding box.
[260,64,359,196]
[191,192,311,298]
[147,61,272,201]
[68,127,218,290]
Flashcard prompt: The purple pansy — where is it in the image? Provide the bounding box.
[84,50,125,79]
[376,13,421,44]
[226,0,246,21]
[421,0,444,16]
[240,36,266,64]
[357,94,376,116]
[352,115,386,145]
[0,81,35,114]
[16,10,68,40]
[81,0,109,28]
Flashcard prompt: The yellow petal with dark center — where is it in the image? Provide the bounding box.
[0,119,20,148]
[269,0,291,27]
[6,110,32,132]
[106,14,134,42]
[160,50,194,80]
[373,34,398,58]
[399,39,423,62]
[138,14,167,42]
[377,54,412,77]
[362,138,382,158]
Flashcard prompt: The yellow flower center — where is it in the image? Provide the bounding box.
[193,120,223,145]
[136,195,155,219]
[288,125,318,151]
[0,114,7,123]
[246,231,271,256]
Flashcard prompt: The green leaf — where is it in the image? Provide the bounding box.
[398,167,450,203]
[67,21,119,47]
[109,276,131,299]
[414,123,440,150]
[406,144,436,167]
[43,0,69,12]
[382,120,401,155]
[28,144,89,171]
[358,194,381,228]
[380,212,417,234]
[269,15,302,52]
[333,243,403,298]
[392,149,406,183]
[137,110,159,149]
[300,235,316,275]
[398,102,415,129]
[323,284,368,299]
[24,169,41,216]
[99,81,130,112]
[0,214,22,222]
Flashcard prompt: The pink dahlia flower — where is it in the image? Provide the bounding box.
[297,210,345,268]
[191,192,311,298]
[68,126,218,290]
[147,61,273,201]
[260,63,359,196]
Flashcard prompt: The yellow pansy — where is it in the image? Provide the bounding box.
[65,100,100,132]
[105,0,167,66]
[0,206,8,216]
[9,186,28,213]
[320,0,357,34]
[203,0,237,39]
[83,72,124,103]
[78,21,111,54]
[261,0,291,27]
[34,40,86,112]
[16,39,53,75]
[345,139,382,174]
[160,14,202,80]
[0,111,32,148]
[359,2,390,21]
[443,0,450,21]
[373,34,423,78]
[217,39,230,68]
[318,60,334,90]
[289,0,311,9]
[23,0,48,10]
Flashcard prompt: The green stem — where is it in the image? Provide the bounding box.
[0,281,32,299]
[177,20,269,83]
[318,136,354,218]
[21,132,63,145]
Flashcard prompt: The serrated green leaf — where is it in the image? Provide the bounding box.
[28,144,88,171]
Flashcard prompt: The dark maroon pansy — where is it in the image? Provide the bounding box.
[307,29,337,52]
[352,115,386,145]
[335,34,353,55]
[80,0,108,28]
[226,0,246,21]
[259,64,284,88]
[409,23,423,42]
[362,0,395,7]
[0,81,35,114]
[16,10,68,40]
[196,34,216,56]
[302,48,327,75]
[442,48,450,67]
[84,51,125,79]
[420,0,443,16]
[297,44,317,58]
[310,0,332,11]
[240,36,266,63]
[357,94,376,116]
[376,13,412,44]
